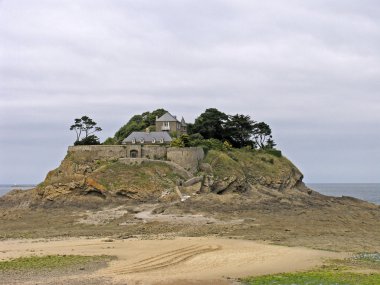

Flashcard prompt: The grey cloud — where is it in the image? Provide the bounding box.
[1,0,379,183]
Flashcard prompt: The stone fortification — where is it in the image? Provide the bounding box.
[141,145,167,159]
[67,145,204,173]
[167,147,205,173]
[68,145,127,160]
[67,145,168,160]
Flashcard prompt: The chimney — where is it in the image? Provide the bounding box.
[146,127,150,133]
[156,116,158,120]
[173,115,176,119]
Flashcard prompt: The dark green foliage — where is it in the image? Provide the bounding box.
[224,114,255,148]
[114,114,145,143]
[191,108,229,141]
[186,122,194,134]
[200,139,226,151]
[143,108,167,126]
[114,109,167,143]
[265,137,276,149]
[188,133,204,147]
[252,122,273,149]
[70,116,102,145]
[180,134,190,147]
[74,135,100,145]
[189,133,204,140]
[102,137,116,145]
[190,108,275,149]
[185,135,227,152]
[110,107,276,149]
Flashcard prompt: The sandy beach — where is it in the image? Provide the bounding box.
[0,237,347,285]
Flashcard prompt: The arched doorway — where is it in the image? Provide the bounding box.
[130,150,138,158]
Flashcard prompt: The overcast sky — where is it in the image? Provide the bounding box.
[0,0,379,184]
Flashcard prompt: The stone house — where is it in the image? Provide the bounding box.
[155,112,187,134]
[122,130,172,158]
[122,130,172,145]
[120,111,187,158]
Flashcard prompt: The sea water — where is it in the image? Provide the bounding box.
[0,183,379,205]
[0,185,35,197]
[307,183,380,205]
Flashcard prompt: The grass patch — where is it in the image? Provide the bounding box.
[203,150,244,179]
[94,160,184,190]
[243,266,380,285]
[204,149,300,185]
[0,254,113,271]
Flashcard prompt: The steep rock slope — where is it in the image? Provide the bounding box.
[2,151,187,208]
[2,148,308,208]
[201,149,304,194]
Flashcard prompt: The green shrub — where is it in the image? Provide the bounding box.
[180,134,190,147]
[170,137,184,147]
[264,148,282,157]
[169,130,179,138]
[74,135,100,145]
[203,139,225,151]
[223,141,233,150]
[102,137,116,145]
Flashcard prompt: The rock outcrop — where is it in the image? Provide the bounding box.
[200,150,305,194]
[0,148,308,208]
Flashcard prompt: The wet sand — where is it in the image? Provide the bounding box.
[0,237,347,285]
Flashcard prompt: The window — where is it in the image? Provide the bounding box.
[152,138,156,144]
[162,121,170,131]
[140,138,144,144]
[160,138,164,144]
[132,138,136,144]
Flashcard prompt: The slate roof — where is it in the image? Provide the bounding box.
[156,112,179,122]
[181,117,186,126]
[122,131,172,144]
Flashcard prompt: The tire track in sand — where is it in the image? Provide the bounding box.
[109,244,222,274]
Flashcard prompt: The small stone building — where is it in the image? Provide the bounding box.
[120,111,188,159]
[155,112,187,134]
[122,130,172,158]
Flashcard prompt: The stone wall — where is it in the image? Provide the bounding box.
[141,145,167,159]
[68,145,204,173]
[68,145,168,160]
[68,145,127,160]
[126,145,142,158]
[167,147,204,173]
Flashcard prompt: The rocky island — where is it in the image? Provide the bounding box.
[1,109,379,285]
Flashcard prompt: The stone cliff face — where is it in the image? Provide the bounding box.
[201,150,305,194]
[1,148,307,208]
[12,151,189,207]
